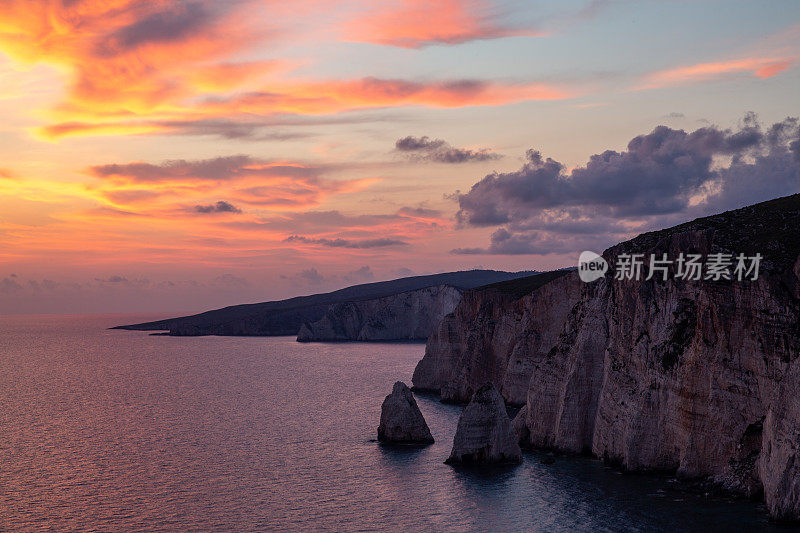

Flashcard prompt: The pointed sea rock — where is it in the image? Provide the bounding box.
[445,382,522,465]
[377,382,434,445]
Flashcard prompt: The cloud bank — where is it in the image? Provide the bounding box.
[395,136,501,163]
[284,235,408,248]
[195,201,242,214]
[454,113,800,254]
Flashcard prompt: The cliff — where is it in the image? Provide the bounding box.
[113,269,536,336]
[411,194,800,521]
[297,285,462,342]
[412,270,578,405]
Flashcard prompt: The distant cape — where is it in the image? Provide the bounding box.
[113,269,538,338]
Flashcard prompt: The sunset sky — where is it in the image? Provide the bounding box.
[1,0,799,314]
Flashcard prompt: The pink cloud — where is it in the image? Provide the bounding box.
[637,56,795,90]
[346,0,542,48]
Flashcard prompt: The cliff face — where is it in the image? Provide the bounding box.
[297,285,462,342]
[412,270,579,405]
[411,195,800,521]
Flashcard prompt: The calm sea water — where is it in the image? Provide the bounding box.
[0,314,783,532]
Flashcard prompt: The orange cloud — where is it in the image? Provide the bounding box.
[187,60,286,92]
[37,77,572,139]
[0,1,272,129]
[230,77,571,112]
[346,0,541,48]
[227,206,447,253]
[85,155,380,212]
[637,56,795,90]
[1,1,569,139]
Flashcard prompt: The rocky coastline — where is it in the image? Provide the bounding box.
[410,194,800,521]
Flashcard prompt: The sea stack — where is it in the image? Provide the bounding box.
[445,382,522,465]
[377,382,434,445]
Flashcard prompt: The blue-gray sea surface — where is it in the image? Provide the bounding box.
[0,314,785,531]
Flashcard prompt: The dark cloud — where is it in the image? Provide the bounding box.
[100,2,212,54]
[43,111,413,141]
[450,247,486,255]
[90,156,372,212]
[280,265,376,288]
[455,114,800,254]
[91,155,254,182]
[285,235,408,248]
[342,266,374,284]
[452,227,617,255]
[94,275,128,283]
[298,268,324,285]
[27,279,61,292]
[227,208,443,234]
[194,201,242,214]
[1,277,23,293]
[156,119,310,140]
[395,135,501,163]
[396,206,442,218]
[210,274,250,288]
[396,136,447,151]
[91,156,337,184]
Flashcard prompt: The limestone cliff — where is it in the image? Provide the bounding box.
[412,270,578,405]
[297,285,462,342]
[412,194,800,521]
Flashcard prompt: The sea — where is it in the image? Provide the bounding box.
[0,314,785,531]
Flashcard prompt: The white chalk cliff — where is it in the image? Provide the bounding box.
[297,285,462,342]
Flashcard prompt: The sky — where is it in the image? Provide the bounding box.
[1,0,799,315]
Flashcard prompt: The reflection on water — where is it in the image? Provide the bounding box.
[0,314,780,531]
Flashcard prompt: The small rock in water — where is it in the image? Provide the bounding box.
[445,382,522,465]
[377,381,434,445]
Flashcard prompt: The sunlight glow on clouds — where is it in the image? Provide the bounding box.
[637,56,796,90]
[345,0,543,48]
[0,0,567,141]
[0,0,798,313]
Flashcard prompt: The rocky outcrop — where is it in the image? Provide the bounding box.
[445,382,522,465]
[298,285,462,342]
[412,270,579,405]
[413,194,800,521]
[378,382,434,445]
